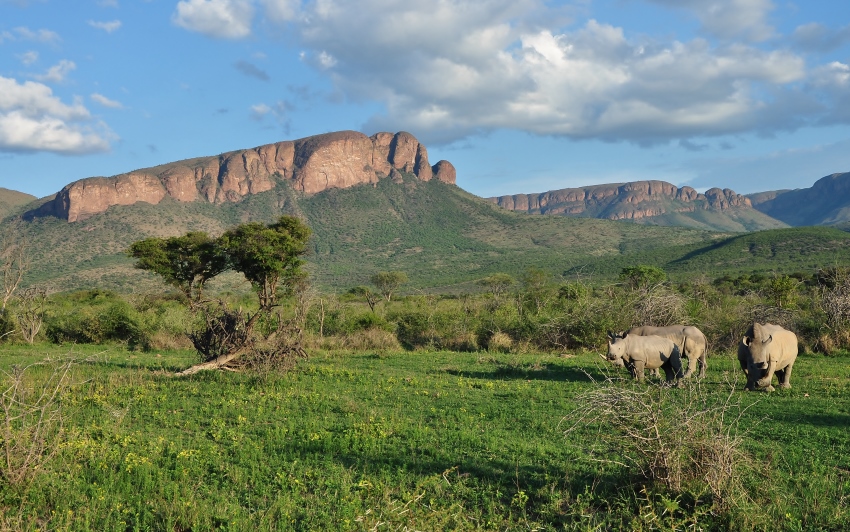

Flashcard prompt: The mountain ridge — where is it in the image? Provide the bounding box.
[489,180,788,232]
[23,130,456,223]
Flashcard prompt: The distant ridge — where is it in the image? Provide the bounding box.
[24,131,456,222]
[748,172,850,226]
[489,180,787,232]
[0,187,37,220]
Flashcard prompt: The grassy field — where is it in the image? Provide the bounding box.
[1,343,848,530]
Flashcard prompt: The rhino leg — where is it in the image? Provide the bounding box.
[633,361,646,382]
[698,356,707,379]
[778,365,793,389]
[682,354,699,379]
[649,368,661,378]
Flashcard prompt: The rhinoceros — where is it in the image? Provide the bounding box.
[606,332,683,383]
[627,325,708,379]
[737,322,798,392]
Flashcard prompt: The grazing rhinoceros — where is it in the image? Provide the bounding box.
[737,322,798,392]
[627,325,708,379]
[606,332,683,384]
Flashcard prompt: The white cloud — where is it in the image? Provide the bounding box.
[12,26,60,43]
[88,20,122,33]
[91,93,124,109]
[0,76,112,154]
[172,0,254,39]
[33,60,76,83]
[270,1,813,144]
[261,0,300,22]
[644,0,775,42]
[17,50,38,65]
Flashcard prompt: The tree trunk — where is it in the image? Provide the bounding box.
[176,348,247,376]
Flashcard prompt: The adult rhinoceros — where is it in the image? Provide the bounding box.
[606,332,683,384]
[627,325,708,379]
[737,322,798,392]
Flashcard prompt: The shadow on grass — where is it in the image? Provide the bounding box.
[768,411,850,429]
[441,363,606,383]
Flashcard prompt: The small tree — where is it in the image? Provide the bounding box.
[477,273,515,301]
[128,216,312,376]
[16,287,47,344]
[1,231,29,312]
[620,265,666,290]
[371,271,408,302]
[128,232,227,304]
[221,216,312,310]
[763,274,798,308]
[350,286,379,312]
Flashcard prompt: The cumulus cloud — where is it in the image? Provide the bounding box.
[644,0,775,41]
[0,76,112,154]
[88,20,122,33]
[173,0,847,145]
[234,60,270,80]
[91,93,124,109]
[172,0,254,39]
[275,1,811,144]
[33,60,76,83]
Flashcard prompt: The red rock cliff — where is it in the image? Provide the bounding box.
[30,131,456,222]
[491,181,752,221]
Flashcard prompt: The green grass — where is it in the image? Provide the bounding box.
[2,343,848,530]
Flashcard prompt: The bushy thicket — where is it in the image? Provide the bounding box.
[4,266,850,355]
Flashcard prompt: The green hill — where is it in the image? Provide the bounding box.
[564,226,850,280]
[0,187,37,219]
[10,175,850,294]
[12,175,718,293]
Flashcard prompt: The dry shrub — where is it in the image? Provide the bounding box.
[342,328,401,351]
[565,376,754,511]
[442,332,478,352]
[631,284,686,327]
[1,356,74,488]
[485,331,513,353]
[148,330,193,350]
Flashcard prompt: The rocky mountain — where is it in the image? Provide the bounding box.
[748,172,850,226]
[0,187,37,219]
[490,180,788,232]
[24,131,455,223]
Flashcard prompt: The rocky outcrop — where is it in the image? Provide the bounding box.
[491,180,753,222]
[27,131,456,222]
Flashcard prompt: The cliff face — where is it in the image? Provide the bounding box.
[27,131,456,222]
[491,180,752,221]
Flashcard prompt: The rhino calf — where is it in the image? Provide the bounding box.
[627,325,708,379]
[606,332,683,383]
[738,323,798,392]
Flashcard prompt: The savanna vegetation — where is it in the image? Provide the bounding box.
[2,203,850,530]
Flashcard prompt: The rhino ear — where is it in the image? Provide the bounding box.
[763,334,773,345]
[607,331,614,340]
[743,336,752,347]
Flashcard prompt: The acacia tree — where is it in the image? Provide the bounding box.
[371,271,408,302]
[220,216,311,310]
[128,216,311,375]
[128,232,227,304]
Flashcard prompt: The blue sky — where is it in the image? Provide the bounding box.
[1,0,849,200]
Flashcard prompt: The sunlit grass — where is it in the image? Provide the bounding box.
[0,345,848,530]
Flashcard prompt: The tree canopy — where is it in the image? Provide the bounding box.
[128,232,227,303]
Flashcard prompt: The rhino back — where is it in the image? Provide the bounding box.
[625,335,677,368]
